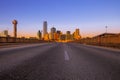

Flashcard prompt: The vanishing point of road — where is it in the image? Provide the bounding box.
[0,43,120,80]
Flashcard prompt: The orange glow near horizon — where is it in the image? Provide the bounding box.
[7,31,119,38]
[6,27,120,38]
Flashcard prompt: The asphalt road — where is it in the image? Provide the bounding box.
[0,43,120,80]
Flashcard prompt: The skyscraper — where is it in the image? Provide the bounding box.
[74,28,81,40]
[66,31,71,35]
[51,27,56,40]
[56,30,61,34]
[51,27,56,33]
[37,30,42,40]
[75,29,80,36]
[0,30,8,37]
[66,31,71,41]
[43,21,47,38]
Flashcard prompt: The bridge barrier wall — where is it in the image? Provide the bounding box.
[0,37,45,43]
[78,34,120,48]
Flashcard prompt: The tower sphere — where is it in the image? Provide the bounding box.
[12,20,18,24]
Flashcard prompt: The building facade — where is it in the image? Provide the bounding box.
[50,27,56,40]
[74,28,81,40]
[43,21,47,39]
[0,30,9,37]
[37,30,42,40]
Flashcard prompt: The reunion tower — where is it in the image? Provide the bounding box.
[12,20,18,38]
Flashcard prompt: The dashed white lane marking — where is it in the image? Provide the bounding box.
[64,51,70,61]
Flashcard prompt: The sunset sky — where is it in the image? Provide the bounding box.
[0,0,120,38]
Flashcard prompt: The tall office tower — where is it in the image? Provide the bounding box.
[66,31,71,41]
[51,27,56,33]
[43,21,47,38]
[56,30,61,40]
[75,29,80,36]
[12,20,18,38]
[66,31,71,35]
[74,28,81,40]
[56,30,61,34]
[37,30,42,40]
[0,30,8,37]
[51,27,56,40]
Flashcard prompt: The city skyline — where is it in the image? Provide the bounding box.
[0,0,120,37]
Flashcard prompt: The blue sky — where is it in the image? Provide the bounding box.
[0,0,120,37]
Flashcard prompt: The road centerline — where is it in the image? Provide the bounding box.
[64,50,70,61]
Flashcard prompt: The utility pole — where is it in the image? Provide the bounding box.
[105,26,108,33]
[105,26,108,47]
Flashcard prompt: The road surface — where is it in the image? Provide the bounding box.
[0,43,120,80]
